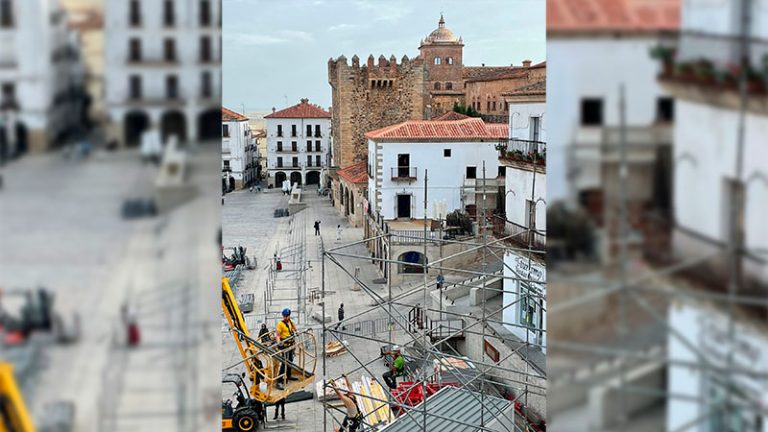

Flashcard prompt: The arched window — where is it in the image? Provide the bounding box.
[434,82,441,90]
[434,57,441,65]
[399,251,426,273]
[445,82,453,90]
[446,57,453,65]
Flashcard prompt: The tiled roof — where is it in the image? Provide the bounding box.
[486,124,510,139]
[222,107,248,122]
[337,161,368,184]
[365,118,508,141]
[265,98,331,119]
[548,0,680,34]
[503,80,546,96]
[253,129,267,138]
[463,66,526,82]
[433,111,470,121]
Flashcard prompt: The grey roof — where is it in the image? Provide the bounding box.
[382,386,516,432]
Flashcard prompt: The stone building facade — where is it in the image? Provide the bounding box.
[328,14,545,170]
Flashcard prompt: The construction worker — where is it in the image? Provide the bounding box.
[336,303,345,330]
[258,323,271,344]
[382,346,405,389]
[330,379,362,432]
[272,397,286,421]
[276,308,299,390]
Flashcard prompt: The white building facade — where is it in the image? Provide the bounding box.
[667,300,767,432]
[264,99,330,188]
[0,0,86,159]
[222,107,258,191]
[665,0,768,284]
[502,251,546,352]
[105,0,221,147]
[501,80,547,240]
[548,1,678,206]
[366,118,507,220]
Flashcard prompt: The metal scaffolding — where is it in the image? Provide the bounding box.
[549,0,768,429]
[319,159,548,431]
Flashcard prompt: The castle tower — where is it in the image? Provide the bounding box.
[419,14,465,115]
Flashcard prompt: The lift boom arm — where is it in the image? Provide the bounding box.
[0,362,34,432]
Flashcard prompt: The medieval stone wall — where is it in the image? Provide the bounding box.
[328,54,427,168]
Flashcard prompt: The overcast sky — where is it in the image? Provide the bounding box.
[223,0,545,113]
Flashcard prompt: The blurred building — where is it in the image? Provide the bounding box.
[222,107,258,191]
[658,0,768,287]
[264,98,331,188]
[548,0,679,261]
[333,161,368,227]
[0,0,86,159]
[64,4,105,126]
[104,0,221,147]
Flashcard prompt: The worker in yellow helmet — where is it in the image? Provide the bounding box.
[275,308,299,390]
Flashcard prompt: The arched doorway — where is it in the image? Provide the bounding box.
[124,111,150,147]
[290,171,302,187]
[305,170,320,185]
[161,111,187,144]
[399,251,426,273]
[197,109,220,142]
[344,188,351,215]
[274,171,287,188]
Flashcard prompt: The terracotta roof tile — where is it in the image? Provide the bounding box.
[548,0,680,34]
[265,98,331,119]
[503,80,546,96]
[365,118,508,141]
[463,66,527,82]
[486,124,510,139]
[222,107,248,122]
[433,111,471,121]
[337,161,369,184]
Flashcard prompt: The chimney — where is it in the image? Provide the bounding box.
[481,63,485,67]
[522,59,532,68]
[272,107,276,113]
[300,98,309,104]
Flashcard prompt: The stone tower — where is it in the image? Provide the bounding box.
[419,14,465,115]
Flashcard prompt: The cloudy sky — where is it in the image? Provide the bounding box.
[223,0,545,113]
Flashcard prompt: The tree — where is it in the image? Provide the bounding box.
[452,102,481,118]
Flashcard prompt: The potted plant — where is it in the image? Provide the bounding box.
[675,61,695,81]
[693,58,715,85]
[650,45,676,76]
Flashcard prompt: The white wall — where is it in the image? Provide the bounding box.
[502,251,546,352]
[222,119,249,181]
[370,139,501,220]
[505,167,546,231]
[674,100,768,257]
[548,37,669,203]
[509,101,547,143]
[667,301,768,432]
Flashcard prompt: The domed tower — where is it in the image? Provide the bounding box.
[419,14,464,115]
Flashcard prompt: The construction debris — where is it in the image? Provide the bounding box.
[324,340,348,357]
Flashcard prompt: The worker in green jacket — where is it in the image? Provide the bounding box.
[382,345,405,389]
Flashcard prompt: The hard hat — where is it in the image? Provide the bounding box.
[392,345,401,352]
[282,308,291,316]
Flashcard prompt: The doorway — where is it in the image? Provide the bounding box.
[397,194,411,219]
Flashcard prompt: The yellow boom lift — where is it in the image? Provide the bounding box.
[221,277,317,431]
[0,361,34,432]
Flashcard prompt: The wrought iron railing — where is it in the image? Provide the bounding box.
[391,166,417,180]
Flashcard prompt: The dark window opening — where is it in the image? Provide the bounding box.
[316,155,321,166]
[129,75,141,99]
[166,75,178,99]
[291,141,297,152]
[315,140,321,151]
[277,125,282,137]
[466,166,477,179]
[498,166,506,177]
[291,125,297,137]
[446,82,453,90]
[306,140,312,152]
[277,157,283,167]
[307,155,312,166]
[0,0,13,27]
[581,98,603,126]
[164,38,176,62]
[276,141,283,151]
[129,38,141,62]
[129,0,140,26]
[222,124,229,137]
[200,36,212,63]
[163,0,175,26]
[315,125,321,137]
[200,0,211,26]
[434,82,441,90]
[657,97,674,123]
[292,157,298,167]
[443,149,451,157]
[306,124,312,136]
[201,71,212,98]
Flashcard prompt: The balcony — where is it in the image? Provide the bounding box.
[498,138,546,172]
[653,31,768,112]
[390,166,417,181]
[491,215,546,251]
